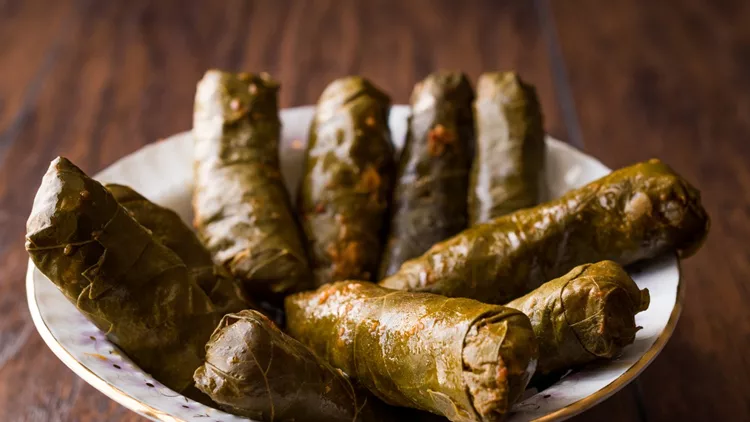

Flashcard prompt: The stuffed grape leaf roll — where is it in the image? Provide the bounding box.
[507,260,650,375]
[194,310,398,422]
[379,71,474,278]
[298,76,395,286]
[193,70,312,301]
[26,157,220,393]
[469,72,546,224]
[285,282,538,422]
[381,159,709,304]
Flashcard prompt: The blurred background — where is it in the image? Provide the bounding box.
[1,0,748,421]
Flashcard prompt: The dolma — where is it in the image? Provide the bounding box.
[193,70,311,301]
[381,159,709,304]
[469,72,546,224]
[285,282,538,422]
[106,183,249,315]
[379,71,474,278]
[507,261,650,375]
[298,76,395,285]
[26,158,219,392]
[194,310,397,422]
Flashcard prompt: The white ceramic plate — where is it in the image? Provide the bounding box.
[26,105,682,422]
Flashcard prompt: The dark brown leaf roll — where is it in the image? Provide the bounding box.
[193,70,312,301]
[106,184,215,268]
[507,261,650,375]
[285,282,538,422]
[469,72,546,224]
[26,158,219,392]
[381,159,709,304]
[298,76,395,285]
[193,310,397,422]
[106,183,249,315]
[379,71,474,278]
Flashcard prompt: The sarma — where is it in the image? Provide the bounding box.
[106,183,249,315]
[193,70,311,301]
[194,310,396,422]
[381,159,709,304]
[26,157,219,392]
[298,76,395,285]
[379,71,474,278]
[285,281,538,422]
[507,261,650,375]
[469,72,545,224]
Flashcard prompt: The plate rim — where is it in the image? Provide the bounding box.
[25,105,684,422]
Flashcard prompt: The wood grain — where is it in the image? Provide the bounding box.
[4,0,745,420]
[0,1,564,421]
[0,0,74,141]
[552,0,750,420]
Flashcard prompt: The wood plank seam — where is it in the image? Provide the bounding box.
[533,0,585,149]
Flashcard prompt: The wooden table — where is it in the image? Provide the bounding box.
[2,1,748,420]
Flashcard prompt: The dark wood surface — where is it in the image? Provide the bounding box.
[0,0,746,421]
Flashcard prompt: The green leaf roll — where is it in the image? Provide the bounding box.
[193,310,397,422]
[26,157,219,392]
[298,76,395,285]
[469,72,546,224]
[507,261,650,375]
[285,282,538,422]
[381,159,709,304]
[106,183,249,315]
[379,71,474,278]
[193,70,312,301]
